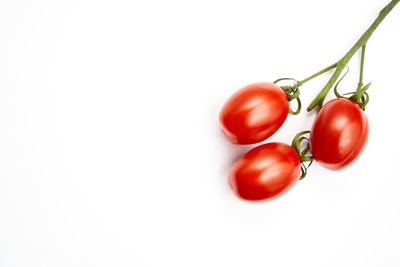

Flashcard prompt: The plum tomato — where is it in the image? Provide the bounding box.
[219,83,289,144]
[310,98,369,171]
[229,142,301,202]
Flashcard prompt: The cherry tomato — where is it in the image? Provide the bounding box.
[219,83,289,144]
[229,142,301,202]
[310,98,369,171]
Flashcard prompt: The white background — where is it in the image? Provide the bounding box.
[0,0,399,266]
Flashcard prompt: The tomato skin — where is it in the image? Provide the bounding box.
[310,98,369,171]
[219,83,289,144]
[229,143,301,202]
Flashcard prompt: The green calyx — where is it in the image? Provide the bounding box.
[274,78,302,115]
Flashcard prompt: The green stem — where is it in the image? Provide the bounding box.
[298,63,337,86]
[307,0,400,111]
[351,45,368,101]
[358,45,366,89]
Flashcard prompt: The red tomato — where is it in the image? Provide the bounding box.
[219,83,289,144]
[310,98,369,171]
[229,143,301,202]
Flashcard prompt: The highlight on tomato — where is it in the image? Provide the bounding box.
[310,98,369,171]
[219,83,290,145]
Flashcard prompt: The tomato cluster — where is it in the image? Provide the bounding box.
[220,83,369,202]
[217,0,400,202]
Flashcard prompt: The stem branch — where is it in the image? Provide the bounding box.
[307,0,400,111]
[299,63,337,86]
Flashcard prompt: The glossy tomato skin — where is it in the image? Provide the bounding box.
[219,83,289,144]
[310,98,369,171]
[229,142,301,202]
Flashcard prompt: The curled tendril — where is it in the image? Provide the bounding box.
[289,96,301,115]
[333,67,350,98]
[273,78,299,84]
[291,130,313,180]
[273,78,302,115]
[300,160,313,180]
[358,91,369,110]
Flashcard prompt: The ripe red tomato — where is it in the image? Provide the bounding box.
[219,83,289,144]
[310,98,369,171]
[229,143,301,202]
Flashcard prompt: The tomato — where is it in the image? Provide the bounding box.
[310,98,369,171]
[229,142,301,202]
[219,83,289,144]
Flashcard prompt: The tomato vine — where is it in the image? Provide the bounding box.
[220,0,399,201]
[305,0,399,111]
